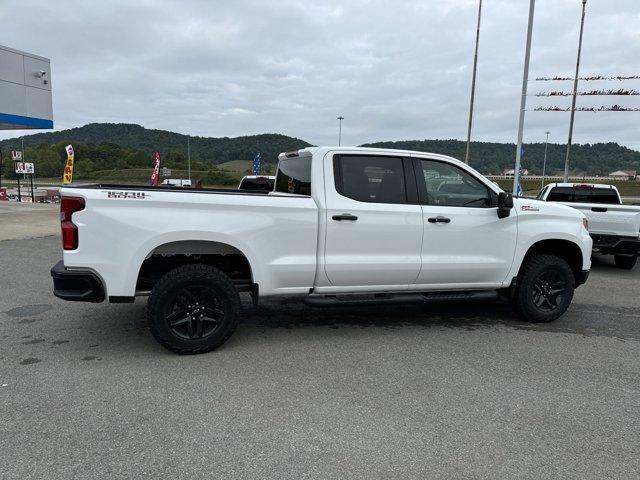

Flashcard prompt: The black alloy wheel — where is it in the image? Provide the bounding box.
[147,264,241,354]
[165,285,227,340]
[512,254,575,323]
[531,270,567,312]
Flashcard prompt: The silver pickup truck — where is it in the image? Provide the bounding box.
[537,183,640,269]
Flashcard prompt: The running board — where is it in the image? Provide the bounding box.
[304,290,499,307]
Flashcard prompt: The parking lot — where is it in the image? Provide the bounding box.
[1,213,639,478]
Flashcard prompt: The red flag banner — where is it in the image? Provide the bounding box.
[150,151,161,186]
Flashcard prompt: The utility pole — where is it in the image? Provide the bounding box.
[563,0,587,182]
[512,0,536,195]
[465,0,482,165]
[541,131,550,188]
[337,116,344,146]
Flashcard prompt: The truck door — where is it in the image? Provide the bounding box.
[412,158,517,286]
[323,154,423,287]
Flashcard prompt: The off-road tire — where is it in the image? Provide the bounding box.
[512,254,575,323]
[614,254,637,270]
[147,264,241,354]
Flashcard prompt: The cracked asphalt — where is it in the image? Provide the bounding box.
[1,235,639,479]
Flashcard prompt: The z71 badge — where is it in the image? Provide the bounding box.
[521,204,539,212]
[106,191,147,199]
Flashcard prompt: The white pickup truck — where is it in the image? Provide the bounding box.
[51,147,592,354]
[537,183,640,269]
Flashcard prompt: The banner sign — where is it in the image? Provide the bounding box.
[11,150,22,161]
[149,151,161,186]
[15,162,35,174]
[252,153,262,175]
[63,145,75,185]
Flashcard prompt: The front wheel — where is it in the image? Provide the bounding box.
[614,254,637,270]
[512,254,575,323]
[147,264,241,354]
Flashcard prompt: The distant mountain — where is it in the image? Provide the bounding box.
[362,139,640,176]
[0,123,311,164]
[1,123,638,176]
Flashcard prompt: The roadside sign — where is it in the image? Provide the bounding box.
[15,162,34,174]
[11,150,22,161]
[162,167,172,177]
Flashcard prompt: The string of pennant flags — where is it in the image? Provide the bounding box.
[535,75,640,81]
[532,73,640,112]
[533,105,640,112]
[534,89,639,96]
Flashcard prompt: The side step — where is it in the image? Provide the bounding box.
[304,290,499,308]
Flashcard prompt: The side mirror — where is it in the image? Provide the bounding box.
[497,192,514,219]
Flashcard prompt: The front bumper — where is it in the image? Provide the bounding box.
[576,269,590,287]
[51,260,105,302]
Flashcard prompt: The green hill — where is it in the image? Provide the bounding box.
[0,123,311,165]
[362,139,640,176]
[1,123,639,180]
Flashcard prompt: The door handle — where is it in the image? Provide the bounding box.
[427,216,451,224]
[332,213,358,221]
[591,207,607,212]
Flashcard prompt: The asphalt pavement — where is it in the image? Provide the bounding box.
[1,235,639,479]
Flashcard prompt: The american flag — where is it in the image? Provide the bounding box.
[516,167,524,197]
[252,153,262,175]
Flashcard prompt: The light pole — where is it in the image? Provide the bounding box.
[512,0,536,195]
[337,116,344,146]
[541,131,550,188]
[465,0,482,165]
[564,0,587,182]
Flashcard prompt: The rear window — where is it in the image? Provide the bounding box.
[275,157,311,195]
[547,186,620,204]
[239,177,275,191]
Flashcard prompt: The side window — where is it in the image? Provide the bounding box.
[275,157,311,195]
[334,155,407,204]
[418,160,491,207]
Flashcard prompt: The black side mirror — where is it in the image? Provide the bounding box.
[497,192,514,219]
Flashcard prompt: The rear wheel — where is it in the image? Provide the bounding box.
[614,254,637,270]
[512,254,575,323]
[147,264,241,354]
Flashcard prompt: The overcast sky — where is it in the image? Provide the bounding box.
[3,0,640,149]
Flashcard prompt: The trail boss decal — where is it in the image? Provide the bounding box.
[106,191,148,200]
[521,204,539,212]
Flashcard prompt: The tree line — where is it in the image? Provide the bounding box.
[1,123,638,180]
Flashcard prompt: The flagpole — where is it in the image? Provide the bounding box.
[563,0,587,182]
[465,0,482,165]
[513,0,536,196]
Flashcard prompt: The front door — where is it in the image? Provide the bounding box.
[413,158,517,287]
[323,154,423,287]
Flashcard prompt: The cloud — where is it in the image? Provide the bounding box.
[2,0,639,149]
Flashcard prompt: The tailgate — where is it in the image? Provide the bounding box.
[565,203,640,237]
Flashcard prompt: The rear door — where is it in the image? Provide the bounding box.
[323,154,423,287]
[413,158,517,286]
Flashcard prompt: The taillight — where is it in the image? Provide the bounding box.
[60,196,85,250]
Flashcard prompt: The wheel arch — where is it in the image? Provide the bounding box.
[520,239,584,284]
[134,239,258,295]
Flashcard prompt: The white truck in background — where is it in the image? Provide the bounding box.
[51,147,592,354]
[537,183,640,269]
